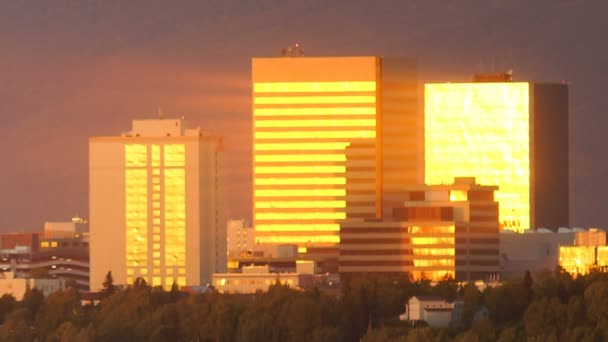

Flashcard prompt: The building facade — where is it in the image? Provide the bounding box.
[227,219,255,257]
[89,118,225,291]
[339,178,500,281]
[212,265,313,294]
[0,233,89,292]
[0,272,65,300]
[251,56,420,247]
[559,228,608,276]
[425,79,569,232]
[499,229,575,280]
[400,295,461,327]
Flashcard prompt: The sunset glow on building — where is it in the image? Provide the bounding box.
[426,82,530,231]
[425,81,569,232]
[339,178,500,281]
[89,118,225,290]
[252,56,420,246]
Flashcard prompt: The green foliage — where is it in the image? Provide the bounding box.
[431,274,458,302]
[0,270,607,341]
[0,294,17,325]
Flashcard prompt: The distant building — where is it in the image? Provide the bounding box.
[559,228,608,276]
[89,117,225,291]
[400,295,461,327]
[425,78,569,232]
[251,56,420,248]
[227,219,255,257]
[43,215,88,238]
[212,265,313,294]
[0,227,89,291]
[0,232,39,253]
[500,228,608,279]
[340,178,500,282]
[499,229,575,279]
[0,272,65,300]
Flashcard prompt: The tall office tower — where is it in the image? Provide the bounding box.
[89,118,225,291]
[252,56,419,247]
[339,177,500,282]
[425,76,568,232]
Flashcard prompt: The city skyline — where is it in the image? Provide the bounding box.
[1,2,608,340]
[2,1,608,231]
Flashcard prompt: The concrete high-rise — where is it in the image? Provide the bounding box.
[252,56,419,247]
[89,118,225,291]
[425,77,568,232]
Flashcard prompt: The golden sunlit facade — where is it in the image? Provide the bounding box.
[425,83,530,232]
[559,229,608,277]
[90,118,224,291]
[124,143,187,287]
[559,246,596,276]
[252,57,378,246]
[252,56,420,247]
[340,179,500,281]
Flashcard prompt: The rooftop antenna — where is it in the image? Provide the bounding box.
[281,43,304,57]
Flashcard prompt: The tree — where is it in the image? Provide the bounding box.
[522,269,533,303]
[584,280,608,327]
[20,288,44,323]
[523,297,566,340]
[101,271,115,298]
[0,294,17,324]
[432,274,458,302]
[36,288,83,339]
[459,282,482,328]
[133,277,148,289]
[170,280,180,302]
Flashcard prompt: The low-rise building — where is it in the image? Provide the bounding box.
[212,265,313,294]
[0,231,89,291]
[559,228,608,276]
[500,229,575,279]
[0,272,65,300]
[400,295,461,327]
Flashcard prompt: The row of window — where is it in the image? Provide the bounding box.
[215,278,295,286]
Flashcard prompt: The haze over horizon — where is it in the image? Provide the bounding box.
[1,0,607,231]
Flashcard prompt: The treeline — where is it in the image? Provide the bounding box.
[0,269,608,341]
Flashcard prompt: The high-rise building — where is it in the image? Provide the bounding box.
[89,118,224,291]
[425,79,569,232]
[251,56,419,247]
[339,177,500,281]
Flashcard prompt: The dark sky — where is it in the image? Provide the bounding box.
[1,0,607,232]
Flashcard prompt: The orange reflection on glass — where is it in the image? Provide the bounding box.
[255,189,345,197]
[254,130,376,140]
[254,95,375,105]
[254,119,376,128]
[255,212,346,220]
[254,107,376,116]
[255,201,346,209]
[425,82,530,232]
